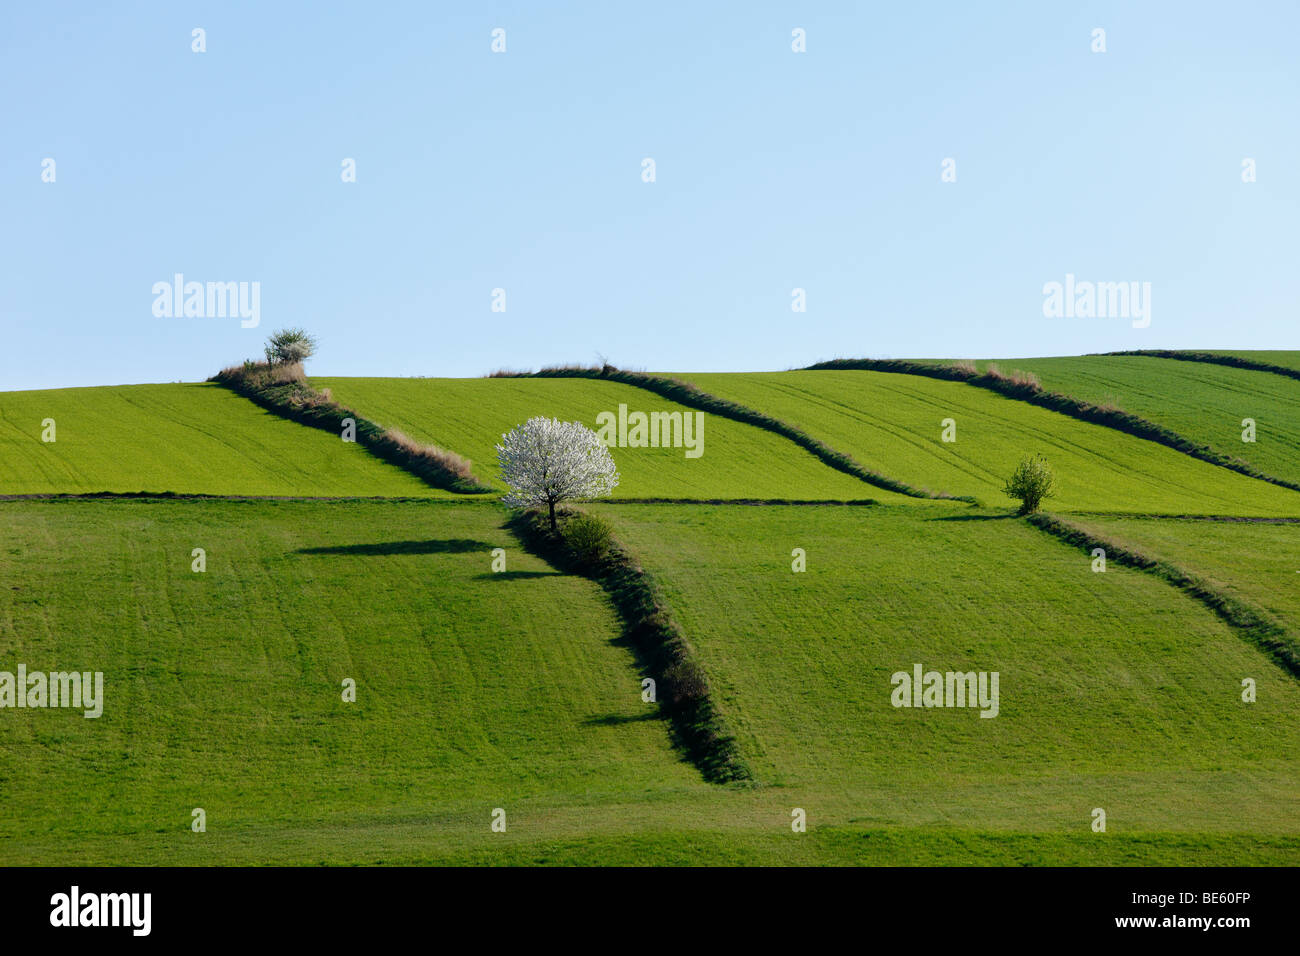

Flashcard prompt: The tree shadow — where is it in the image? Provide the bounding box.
[474,570,563,580]
[582,712,663,727]
[296,538,492,556]
[929,513,1019,522]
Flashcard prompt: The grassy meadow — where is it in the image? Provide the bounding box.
[679,369,1300,515]
[963,355,1300,487]
[0,498,713,864]
[0,383,440,497]
[316,376,901,502]
[2,353,1298,865]
[593,504,1300,837]
[1067,515,1300,637]
[1206,350,1300,373]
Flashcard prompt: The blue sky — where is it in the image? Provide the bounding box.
[3,1,1297,390]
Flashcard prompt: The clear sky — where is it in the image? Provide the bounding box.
[3,1,1297,390]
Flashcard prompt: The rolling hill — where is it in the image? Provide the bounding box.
[0,498,711,864]
[1179,350,1300,375]
[961,355,1300,488]
[1065,515,1300,638]
[592,502,1300,842]
[678,369,1300,515]
[316,375,908,502]
[0,383,441,498]
[3,355,1298,866]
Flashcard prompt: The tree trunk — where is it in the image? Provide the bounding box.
[548,499,557,532]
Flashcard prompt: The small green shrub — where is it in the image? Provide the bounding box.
[1004,454,1058,514]
[561,512,615,567]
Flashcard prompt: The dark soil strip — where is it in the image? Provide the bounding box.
[507,507,754,785]
[491,366,976,503]
[211,363,496,494]
[1102,350,1300,383]
[806,358,1300,495]
[1027,513,1300,681]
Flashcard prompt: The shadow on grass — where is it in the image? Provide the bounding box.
[506,508,754,785]
[296,538,491,556]
[929,512,1018,522]
[473,570,563,580]
[583,712,664,726]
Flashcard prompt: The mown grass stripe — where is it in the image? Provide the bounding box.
[491,366,976,503]
[1026,512,1300,682]
[211,364,495,494]
[805,358,1300,496]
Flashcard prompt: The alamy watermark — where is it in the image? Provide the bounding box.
[152,273,260,328]
[594,403,703,458]
[1042,274,1150,328]
[50,886,150,936]
[0,665,103,718]
[891,663,999,718]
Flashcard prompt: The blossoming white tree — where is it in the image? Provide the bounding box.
[497,417,620,531]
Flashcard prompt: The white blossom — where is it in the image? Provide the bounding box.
[496,417,619,526]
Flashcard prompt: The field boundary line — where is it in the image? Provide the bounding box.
[210,363,496,494]
[805,358,1300,496]
[1027,512,1300,681]
[1100,349,1300,383]
[0,492,489,504]
[208,362,757,784]
[1049,512,1300,524]
[606,497,881,506]
[489,365,977,503]
[0,493,897,508]
[506,506,755,785]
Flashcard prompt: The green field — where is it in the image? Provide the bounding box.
[592,503,1300,842]
[5,497,1296,864]
[965,355,1300,487]
[3,362,1299,866]
[1066,515,1300,637]
[679,369,1300,515]
[0,383,441,498]
[1205,350,1300,374]
[317,376,900,502]
[0,498,716,864]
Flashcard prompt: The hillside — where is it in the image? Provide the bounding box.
[593,503,1300,838]
[2,361,1298,866]
[1066,515,1300,637]
[0,383,441,498]
[316,376,907,502]
[678,369,1300,515]
[0,498,709,864]
[963,355,1300,488]
[1184,351,1300,374]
